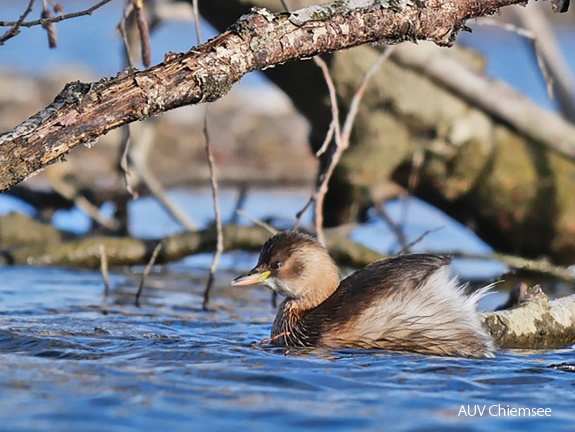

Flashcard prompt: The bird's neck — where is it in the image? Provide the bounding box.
[289,251,340,311]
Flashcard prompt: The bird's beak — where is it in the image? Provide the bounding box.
[231,268,271,286]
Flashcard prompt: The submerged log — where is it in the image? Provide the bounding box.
[482,285,575,349]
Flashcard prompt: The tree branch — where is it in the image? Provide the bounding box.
[0,0,527,191]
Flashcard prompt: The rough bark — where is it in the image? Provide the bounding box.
[0,0,528,191]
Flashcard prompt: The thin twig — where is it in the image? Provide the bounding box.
[311,51,388,245]
[0,0,35,45]
[118,2,135,68]
[374,204,408,252]
[194,3,224,311]
[0,0,114,28]
[236,209,277,235]
[341,46,395,141]
[133,0,152,68]
[135,242,163,307]
[202,110,224,311]
[474,17,555,102]
[294,195,314,230]
[252,331,291,348]
[119,126,137,198]
[509,4,575,122]
[229,184,248,224]
[41,0,58,48]
[191,0,202,45]
[117,3,139,199]
[399,226,444,254]
[310,56,342,246]
[130,124,198,230]
[99,243,111,297]
[399,146,425,249]
[315,120,336,157]
[449,251,575,282]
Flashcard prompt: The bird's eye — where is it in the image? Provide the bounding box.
[271,260,282,270]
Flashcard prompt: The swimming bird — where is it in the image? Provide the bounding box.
[232,230,495,358]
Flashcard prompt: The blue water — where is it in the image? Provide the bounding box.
[0,263,574,432]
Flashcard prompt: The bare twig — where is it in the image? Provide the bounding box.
[119,4,198,229]
[399,226,444,254]
[118,2,135,67]
[41,0,58,48]
[474,17,554,102]
[119,126,138,198]
[0,0,114,28]
[117,4,139,199]
[135,242,163,307]
[48,174,120,231]
[202,111,224,311]
[133,0,152,68]
[341,46,395,141]
[229,184,247,224]
[99,243,111,297]
[0,0,35,45]
[294,196,314,230]
[192,3,224,311]
[373,204,408,252]
[312,51,388,245]
[315,120,336,157]
[252,331,291,348]
[450,251,575,282]
[191,0,202,45]
[130,123,198,230]
[398,146,425,250]
[310,56,342,246]
[235,209,277,235]
[509,4,575,122]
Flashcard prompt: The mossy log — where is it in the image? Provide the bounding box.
[0,214,380,269]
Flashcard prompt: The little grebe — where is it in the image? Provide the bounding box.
[232,230,495,358]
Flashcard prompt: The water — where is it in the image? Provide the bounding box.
[0,189,574,431]
[0,266,574,431]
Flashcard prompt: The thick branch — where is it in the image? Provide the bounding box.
[0,0,525,191]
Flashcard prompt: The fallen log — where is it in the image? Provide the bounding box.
[482,285,575,349]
